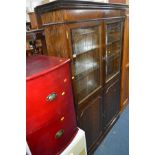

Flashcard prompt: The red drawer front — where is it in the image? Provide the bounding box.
[26,63,76,134]
[27,110,77,155]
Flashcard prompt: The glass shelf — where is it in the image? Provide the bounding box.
[73,47,100,75]
[74,65,99,81]
[72,45,99,57]
[75,68,100,103]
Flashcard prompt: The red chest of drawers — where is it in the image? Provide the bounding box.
[26,56,77,155]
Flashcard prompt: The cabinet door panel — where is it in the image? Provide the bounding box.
[105,21,124,82]
[79,95,102,150]
[71,26,102,104]
[103,79,120,130]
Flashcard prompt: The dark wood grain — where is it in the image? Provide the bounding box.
[44,24,70,58]
[79,94,102,151]
[35,0,128,14]
[34,1,129,153]
[120,15,129,111]
[35,0,128,28]
[102,78,121,131]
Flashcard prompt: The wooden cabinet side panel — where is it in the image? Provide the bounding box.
[121,15,129,111]
[44,25,70,58]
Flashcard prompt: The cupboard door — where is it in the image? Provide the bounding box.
[78,95,102,150]
[103,79,120,130]
[104,21,124,82]
[71,26,101,104]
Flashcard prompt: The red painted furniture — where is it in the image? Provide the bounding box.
[26,55,77,155]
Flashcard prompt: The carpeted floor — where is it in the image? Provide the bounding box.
[94,105,129,155]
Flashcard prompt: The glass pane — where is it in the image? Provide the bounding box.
[72,27,99,55]
[106,23,121,44]
[106,41,121,57]
[105,22,123,82]
[106,53,121,81]
[71,26,100,103]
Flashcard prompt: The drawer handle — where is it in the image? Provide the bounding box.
[46,93,57,102]
[55,129,64,139]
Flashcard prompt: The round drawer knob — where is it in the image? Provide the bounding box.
[46,93,57,102]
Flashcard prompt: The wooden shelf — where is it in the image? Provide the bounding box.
[107,39,121,46]
[73,46,99,58]
[75,66,99,81]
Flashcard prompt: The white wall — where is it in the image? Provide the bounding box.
[26,0,44,22]
[26,0,43,12]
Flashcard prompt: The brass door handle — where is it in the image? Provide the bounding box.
[55,129,64,139]
[46,93,57,102]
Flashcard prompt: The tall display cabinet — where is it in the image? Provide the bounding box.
[35,1,128,154]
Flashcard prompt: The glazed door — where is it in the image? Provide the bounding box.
[103,79,120,130]
[102,19,123,130]
[104,20,124,83]
[69,23,103,151]
[78,95,102,150]
[70,24,102,106]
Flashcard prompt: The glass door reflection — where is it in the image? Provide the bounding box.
[105,21,123,82]
[71,26,101,104]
